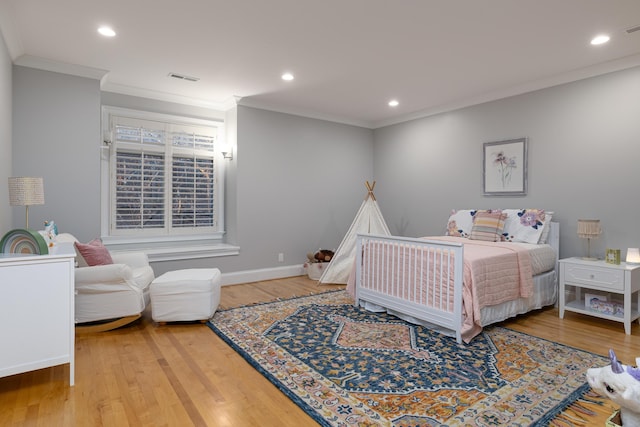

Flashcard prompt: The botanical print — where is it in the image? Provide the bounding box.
[483,138,527,195]
[493,150,517,188]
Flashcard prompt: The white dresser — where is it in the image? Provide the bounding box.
[0,243,75,385]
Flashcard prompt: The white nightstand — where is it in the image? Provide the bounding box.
[559,257,640,334]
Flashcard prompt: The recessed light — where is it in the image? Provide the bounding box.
[590,34,610,45]
[98,26,116,37]
[281,72,294,81]
[388,100,399,107]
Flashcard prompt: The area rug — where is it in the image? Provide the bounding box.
[207,290,606,426]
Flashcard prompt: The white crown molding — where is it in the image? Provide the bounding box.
[372,52,640,129]
[101,80,233,112]
[238,98,374,129]
[14,54,108,81]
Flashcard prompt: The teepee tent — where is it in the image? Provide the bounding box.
[319,181,390,285]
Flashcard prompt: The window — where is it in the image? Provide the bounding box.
[101,107,235,260]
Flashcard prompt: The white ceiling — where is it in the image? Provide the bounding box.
[1,0,640,128]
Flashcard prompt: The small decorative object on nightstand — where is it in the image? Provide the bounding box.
[577,219,601,260]
[559,257,640,334]
[606,249,621,265]
[627,248,640,265]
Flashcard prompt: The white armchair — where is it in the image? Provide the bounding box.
[56,234,155,333]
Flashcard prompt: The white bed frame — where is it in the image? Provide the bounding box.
[354,222,559,344]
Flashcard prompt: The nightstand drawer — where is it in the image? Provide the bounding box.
[564,264,624,291]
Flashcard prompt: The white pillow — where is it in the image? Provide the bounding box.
[445,209,477,238]
[502,209,552,244]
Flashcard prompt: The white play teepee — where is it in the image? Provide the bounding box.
[319,181,390,285]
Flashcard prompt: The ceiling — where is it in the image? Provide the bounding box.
[1,0,639,128]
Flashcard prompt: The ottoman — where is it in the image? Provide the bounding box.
[150,268,221,323]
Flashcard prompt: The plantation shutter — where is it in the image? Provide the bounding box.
[110,115,217,234]
[170,126,216,228]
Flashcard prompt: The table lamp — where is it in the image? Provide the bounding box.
[627,248,640,265]
[8,177,45,229]
[577,219,601,261]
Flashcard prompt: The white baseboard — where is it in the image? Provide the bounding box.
[221,264,306,286]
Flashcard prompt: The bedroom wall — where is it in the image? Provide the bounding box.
[0,31,12,232]
[372,65,640,260]
[158,106,374,277]
[12,66,101,235]
[12,74,373,278]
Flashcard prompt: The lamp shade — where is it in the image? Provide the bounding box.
[627,248,640,264]
[8,177,45,206]
[577,219,601,238]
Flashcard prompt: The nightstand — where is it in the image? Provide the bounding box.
[559,257,640,334]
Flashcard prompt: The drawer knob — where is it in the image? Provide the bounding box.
[590,274,595,279]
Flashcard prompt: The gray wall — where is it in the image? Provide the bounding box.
[234,106,373,269]
[12,66,101,234]
[158,106,374,275]
[10,62,640,274]
[12,75,373,276]
[0,31,11,231]
[373,65,640,260]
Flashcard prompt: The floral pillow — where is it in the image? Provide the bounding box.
[469,210,507,242]
[501,209,552,244]
[445,209,477,238]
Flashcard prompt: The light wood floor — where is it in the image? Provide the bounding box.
[1,276,638,426]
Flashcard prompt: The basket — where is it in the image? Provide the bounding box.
[305,262,327,280]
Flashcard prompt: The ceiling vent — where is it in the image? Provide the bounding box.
[626,24,640,34]
[168,72,200,82]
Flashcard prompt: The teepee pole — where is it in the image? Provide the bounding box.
[365,180,376,201]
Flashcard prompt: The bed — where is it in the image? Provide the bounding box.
[349,209,558,344]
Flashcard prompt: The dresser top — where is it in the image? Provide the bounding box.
[0,242,75,263]
[560,256,640,270]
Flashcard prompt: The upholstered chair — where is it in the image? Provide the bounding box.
[56,233,154,333]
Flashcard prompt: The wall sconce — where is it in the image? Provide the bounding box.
[220,144,233,160]
[8,176,45,229]
[627,248,640,265]
[577,219,601,261]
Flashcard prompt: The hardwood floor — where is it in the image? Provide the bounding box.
[1,276,638,426]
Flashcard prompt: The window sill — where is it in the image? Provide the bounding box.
[102,235,239,262]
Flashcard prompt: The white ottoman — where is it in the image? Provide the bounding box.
[150,268,221,323]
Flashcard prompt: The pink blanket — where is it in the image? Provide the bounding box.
[427,237,533,342]
[348,236,534,343]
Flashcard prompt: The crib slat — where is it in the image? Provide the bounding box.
[355,233,464,344]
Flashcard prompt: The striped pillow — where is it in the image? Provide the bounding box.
[469,210,507,242]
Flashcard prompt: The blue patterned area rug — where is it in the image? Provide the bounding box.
[208,290,606,426]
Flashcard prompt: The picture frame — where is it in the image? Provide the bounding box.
[606,248,621,265]
[483,137,528,196]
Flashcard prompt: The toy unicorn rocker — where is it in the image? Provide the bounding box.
[587,349,640,426]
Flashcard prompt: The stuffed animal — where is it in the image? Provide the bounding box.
[587,349,640,426]
[447,220,460,237]
[306,249,335,263]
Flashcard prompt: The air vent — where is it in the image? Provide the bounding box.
[626,24,640,34]
[168,72,200,82]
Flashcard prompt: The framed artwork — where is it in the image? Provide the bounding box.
[483,137,528,196]
[606,248,621,265]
